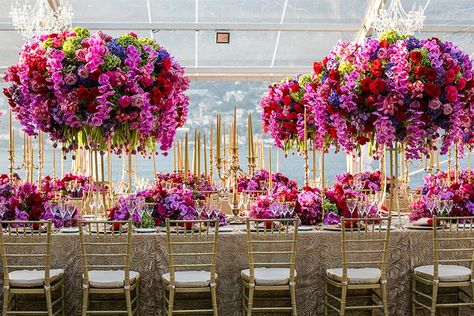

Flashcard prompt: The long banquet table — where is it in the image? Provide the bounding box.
[0,227,471,315]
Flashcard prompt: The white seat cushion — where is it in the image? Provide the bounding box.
[414,265,471,282]
[162,271,216,288]
[9,269,64,288]
[241,268,296,286]
[326,268,381,284]
[86,270,140,289]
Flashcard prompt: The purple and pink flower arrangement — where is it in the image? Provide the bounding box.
[237,169,298,193]
[0,174,51,222]
[334,170,383,192]
[260,74,316,152]
[3,27,189,155]
[409,170,474,222]
[109,183,197,226]
[303,30,474,159]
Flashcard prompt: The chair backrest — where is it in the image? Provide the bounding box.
[432,216,474,280]
[165,219,219,286]
[0,220,53,287]
[245,218,299,283]
[79,220,133,286]
[340,217,391,282]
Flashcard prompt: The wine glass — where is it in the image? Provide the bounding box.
[443,200,453,215]
[0,204,7,219]
[195,200,204,219]
[435,199,445,216]
[427,197,438,216]
[346,198,358,217]
[66,205,76,227]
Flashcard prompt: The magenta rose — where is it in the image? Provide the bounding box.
[445,85,458,103]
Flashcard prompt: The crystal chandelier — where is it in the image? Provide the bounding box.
[367,0,429,35]
[10,0,73,39]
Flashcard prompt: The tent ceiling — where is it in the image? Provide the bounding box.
[0,0,473,80]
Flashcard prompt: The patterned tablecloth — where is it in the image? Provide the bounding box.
[0,227,469,315]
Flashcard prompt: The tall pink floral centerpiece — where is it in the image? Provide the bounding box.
[3,27,189,155]
[259,74,317,153]
[305,30,474,159]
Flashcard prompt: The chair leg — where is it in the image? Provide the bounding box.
[324,281,328,316]
[210,284,218,316]
[135,285,140,316]
[247,285,255,316]
[241,281,247,316]
[431,283,439,316]
[290,282,297,316]
[61,283,65,316]
[45,286,53,316]
[411,278,416,316]
[339,284,347,316]
[167,287,175,316]
[82,287,89,316]
[125,288,133,316]
[2,287,9,316]
[381,281,389,316]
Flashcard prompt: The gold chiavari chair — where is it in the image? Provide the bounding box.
[79,220,139,315]
[162,219,219,315]
[242,218,299,316]
[324,217,391,316]
[0,220,65,316]
[411,216,474,315]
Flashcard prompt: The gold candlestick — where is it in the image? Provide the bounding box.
[127,151,133,193]
[173,142,177,172]
[8,109,14,183]
[209,123,214,182]
[455,143,459,183]
[152,145,157,179]
[447,147,452,185]
[269,146,273,191]
[177,140,183,172]
[223,122,227,173]
[53,145,57,179]
[204,133,208,178]
[436,140,440,172]
[303,108,309,187]
[247,113,256,176]
[429,149,434,175]
[193,129,197,176]
[184,132,189,179]
[107,143,112,190]
[197,130,201,177]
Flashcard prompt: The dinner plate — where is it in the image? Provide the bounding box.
[297,226,314,231]
[60,227,79,233]
[135,228,156,233]
[321,225,365,231]
[217,226,234,233]
[404,224,445,230]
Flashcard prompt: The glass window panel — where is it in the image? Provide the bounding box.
[199,0,285,23]
[154,30,195,66]
[0,31,25,67]
[274,31,356,67]
[150,0,196,22]
[0,0,14,22]
[198,31,277,67]
[402,0,474,25]
[72,0,148,22]
[284,0,370,24]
